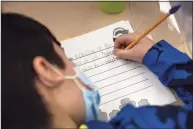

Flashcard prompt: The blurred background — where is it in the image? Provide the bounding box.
[2,1,191,57]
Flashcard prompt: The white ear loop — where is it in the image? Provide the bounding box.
[48,63,85,90]
[48,64,77,79]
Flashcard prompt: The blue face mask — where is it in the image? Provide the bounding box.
[50,66,101,122]
[77,70,101,122]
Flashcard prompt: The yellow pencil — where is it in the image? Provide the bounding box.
[125,5,181,50]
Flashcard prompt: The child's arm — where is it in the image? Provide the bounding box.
[143,40,193,107]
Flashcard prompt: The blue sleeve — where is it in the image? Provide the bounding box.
[84,105,192,129]
[109,105,193,129]
[142,40,193,107]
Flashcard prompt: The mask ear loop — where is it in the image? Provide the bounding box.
[73,67,99,91]
[48,63,86,90]
[48,63,77,79]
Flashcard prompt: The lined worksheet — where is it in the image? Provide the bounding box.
[62,21,176,121]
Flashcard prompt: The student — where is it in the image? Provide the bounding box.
[2,13,192,129]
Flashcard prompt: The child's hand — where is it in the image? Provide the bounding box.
[113,33,155,63]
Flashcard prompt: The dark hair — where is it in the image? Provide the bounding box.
[2,13,65,129]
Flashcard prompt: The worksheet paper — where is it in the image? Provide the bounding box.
[62,21,176,121]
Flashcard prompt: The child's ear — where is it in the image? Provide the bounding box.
[33,56,64,87]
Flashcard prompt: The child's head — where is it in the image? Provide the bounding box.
[2,13,99,129]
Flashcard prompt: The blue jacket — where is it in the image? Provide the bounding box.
[83,40,193,129]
